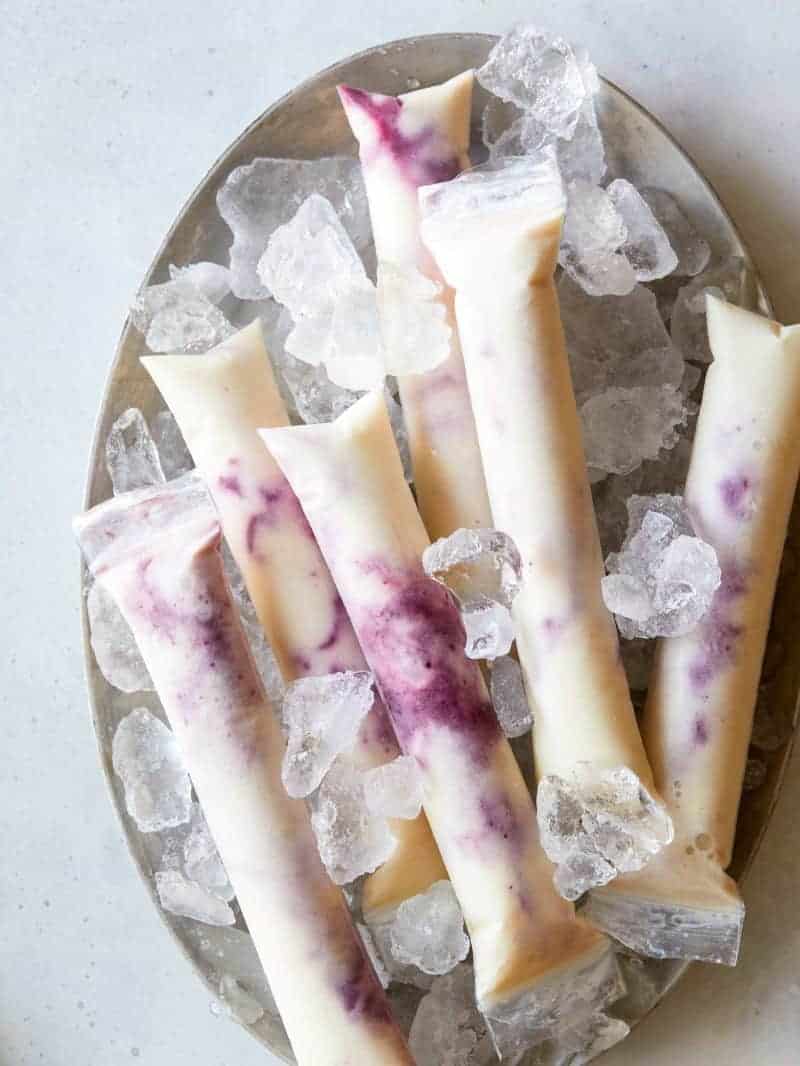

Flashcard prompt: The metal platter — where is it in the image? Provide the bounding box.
[80,32,796,1064]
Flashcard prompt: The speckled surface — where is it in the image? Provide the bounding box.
[3,2,800,1063]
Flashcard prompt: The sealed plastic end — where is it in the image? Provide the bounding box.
[481,936,624,1061]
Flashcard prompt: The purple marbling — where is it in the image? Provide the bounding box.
[338,946,393,1025]
[687,563,748,697]
[354,562,501,765]
[245,481,315,558]
[719,472,757,521]
[339,84,461,188]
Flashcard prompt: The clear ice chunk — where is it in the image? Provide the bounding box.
[280,671,376,798]
[105,408,165,495]
[530,1012,630,1065]
[580,384,687,475]
[603,495,722,639]
[310,758,396,885]
[422,527,523,610]
[477,25,594,140]
[537,766,673,900]
[131,278,234,354]
[223,547,285,704]
[606,180,678,282]
[555,100,606,186]
[559,181,637,297]
[410,964,496,1066]
[462,598,516,661]
[559,275,685,404]
[111,707,192,833]
[214,975,265,1025]
[183,802,234,902]
[377,262,452,376]
[489,656,533,737]
[217,157,370,300]
[363,755,424,820]
[388,881,470,976]
[638,188,711,277]
[150,410,194,480]
[155,869,236,926]
[87,580,153,693]
[670,257,749,363]
[168,261,231,305]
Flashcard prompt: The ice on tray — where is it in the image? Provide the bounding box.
[602,494,721,639]
[111,707,192,833]
[386,881,471,977]
[105,408,165,495]
[281,670,376,798]
[182,802,234,903]
[363,755,424,821]
[409,964,496,1066]
[150,410,193,480]
[581,384,687,476]
[670,257,749,363]
[638,189,710,277]
[489,655,533,738]
[131,276,233,354]
[155,868,236,926]
[87,580,153,693]
[217,157,370,300]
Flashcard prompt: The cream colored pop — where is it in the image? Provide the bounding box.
[73,476,414,1066]
[261,393,621,1052]
[419,157,671,898]
[586,298,800,964]
[339,71,492,539]
[143,322,446,919]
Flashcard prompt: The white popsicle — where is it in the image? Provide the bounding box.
[142,323,446,918]
[339,71,492,539]
[260,393,622,1054]
[419,157,672,899]
[73,475,414,1066]
[586,298,800,964]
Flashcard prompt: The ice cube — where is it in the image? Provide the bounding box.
[638,189,711,277]
[87,580,153,693]
[388,881,470,976]
[559,181,637,297]
[559,275,685,404]
[214,976,265,1026]
[477,25,593,140]
[607,180,678,282]
[257,194,367,317]
[410,964,496,1066]
[105,408,165,495]
[111,707,192,833]
[150,410,194,480]
[489,656,533,737]
[670,258,749,363]
[281,671,375,798]
[603,495,722,639]
[310,758,396,884]
[462,598,516,661]
[217,157,370,300]
[325,281,385,390]
[131,278,234,354]
[580,385,687,476]
[183,802,234,902]
[363,756,424,820]
[555,100,606,186]
[537,766,673,900]
[377,262,451,376]
[530,1012,630,1064]
[357,923,392,989]
[423,527,523,610]
[168,261,231,305]
[155,869,236,926]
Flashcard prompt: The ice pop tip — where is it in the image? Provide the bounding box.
[583,852,745,966]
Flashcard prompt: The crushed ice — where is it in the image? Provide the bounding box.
[489,656,533,737]
[603,494,721,638]
[111,707,192,833]
[363,755,424,821]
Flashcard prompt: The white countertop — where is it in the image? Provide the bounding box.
[3,2,800,1063]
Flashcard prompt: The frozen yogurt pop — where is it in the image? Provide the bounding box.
[73,475,414,1066]
[419,157,672,900]
[142,322,446,917]
[339,71,493,539]
[585,297,800,964]
[261,392,622,1053]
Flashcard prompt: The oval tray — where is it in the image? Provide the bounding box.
[80,31,797,1064]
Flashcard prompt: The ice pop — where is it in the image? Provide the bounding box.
[585,297,800,964]
[339,71,492,539]
[419,157,672,899]
[142,322,446,917]
[260,392,622,1051]
[73,475,414,1066]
